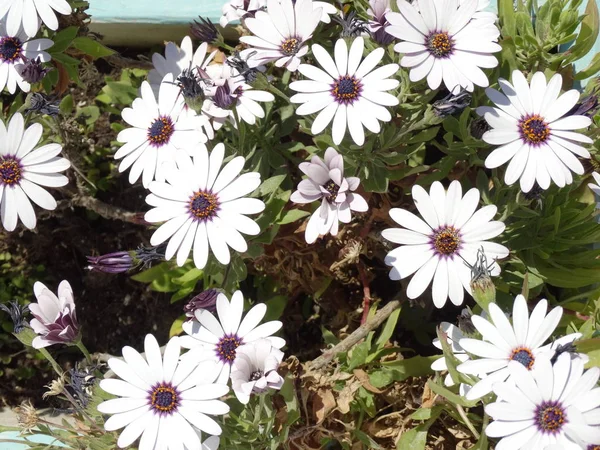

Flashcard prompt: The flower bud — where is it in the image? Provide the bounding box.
[190,16,219,44]
[433,89,472,118]
[15,56,50,84]
[184,288,219,317]
[469,248,496,312]
[86,251,134,274]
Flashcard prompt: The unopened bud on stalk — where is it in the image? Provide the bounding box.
[433,89,472,118]
[469,247,496,312]
[86,243,166,274]
[190,16,219,45]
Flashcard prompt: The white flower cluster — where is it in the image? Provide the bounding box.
[96,290,286,450]
[432,295,600,448]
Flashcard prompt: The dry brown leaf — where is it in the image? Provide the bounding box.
[313,388,336,424]
[353,369,384,394]
[421,378,437,409]
[337,379,361,414]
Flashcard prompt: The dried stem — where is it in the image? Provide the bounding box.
[308,299,402,371]
[70,194,141,224]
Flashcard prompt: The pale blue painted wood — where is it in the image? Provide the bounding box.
[88,0,225,24]
[0,431,69,449]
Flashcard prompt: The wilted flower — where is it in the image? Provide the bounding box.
[67,364,98,408]
[176,67,208,112]
[333,10,369,38]
[231,339,285,404]
[43,375,66,399]
[184,288,220,317]
[190,16,219,44]
[29,280,79,349]
[227,52,260,83]
[24,93,60,116]
[15,57,50,84]
[0,301,29,333]
[433,90,472,118]
[291,147,368,244]
[14,400,39,433]
[367,0,394,45]
[468,247,496,310]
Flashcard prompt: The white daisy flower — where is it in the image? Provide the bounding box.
[148,36,216,93]
[290,147,368,244]
[0,113,70,232]
[98,334,228,450]
[485,353,600,449]
[478,70,593,193]
[239,0,323,72]
[115,75,208,188]
[0,23,53,94]
[382,180,509,308]
[290,36,399,146]
[144,143,265,269]
[457,294,586,400]
[181,291,286,384]
[0,0,71,38]
[386,0,501,93]
[220,0,267,27]
[202,63,275,128]
[431,321,482,397]
[231,339,285,404]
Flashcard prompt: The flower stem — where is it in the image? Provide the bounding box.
[456,403,480,440]
[76,340,93,364]
[38,348,63,377]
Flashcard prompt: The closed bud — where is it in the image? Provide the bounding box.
[433,89,472,118]
[469,247,496,312]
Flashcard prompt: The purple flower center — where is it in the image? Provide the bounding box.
[149,383,179,415]
[587,445,600,450]
[147,116,174,147]
[324,179,340,202]
[331,75,362,105]
[280,37,301,56]
[188,190,219,222]
[0,157,22,186]
[519,114,550,145]
[431,226,460,256]
[510,346,535,369]
[535,401,567,434]
[216,334,243,364]
[0,36,23,63]
[426,32,453,58]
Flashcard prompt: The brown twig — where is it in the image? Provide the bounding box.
[308,299,402,371]
[70,195,142,224]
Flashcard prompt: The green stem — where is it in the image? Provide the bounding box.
[38,348,63,376]
[76,340,93,364]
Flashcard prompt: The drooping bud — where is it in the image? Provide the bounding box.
[227,52,260,84]
[15,56,50,84]
[367,0,395,45]
[176,67,207,113]
[184,288,220,317]
[568,88,599,118]
[433,89,472,118]
[468,247,496,312]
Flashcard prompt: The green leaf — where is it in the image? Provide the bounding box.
[277,209,310,225]
[566,0,600,62]
[50,26,79,53]
[375,307,401,350]
[259,174,287,196]
[396,406,443,450]
[427,380,478,408]
[264,295,288,322]
[574,52,600,79]
[381,355,437,381]
[347,340,371,370]
[72,36,115,58]
[499,0,516,36]
[172,268,203,285]
[169,315,186,337]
